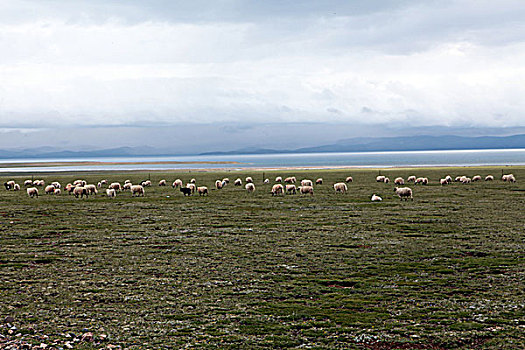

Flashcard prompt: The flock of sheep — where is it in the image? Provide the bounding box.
[2,172,517,202]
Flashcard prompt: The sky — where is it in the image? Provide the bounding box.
[1,0,524,152]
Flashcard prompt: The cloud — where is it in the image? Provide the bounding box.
[0,0,524,131]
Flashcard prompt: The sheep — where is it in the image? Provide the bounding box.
[445,175,453,183]
[123,182,132,190]
[141,180,152,187]
[27,187,39,198]
[376,175,385,182]
[158,179,167,186]
[333,182,348,194]
[383,177,390,183]
[221,180,227,188]
[245,176,253,183]
[73,180,84,186]
[316,178,323,185]
[285,184,296,194]
[65,183,74,194]
[454,176,463,182]
[45,185,56,194]
[100,179,108,185]
[461,177,472,184]
[215,180,223,190]
[502,174,516,183]
[472,175,482,182]
[85,184,98,195]
[197,186,208,196]
[180,187,192,196]
[394,187,413,201]
[190,178,196,184]
[186,183,196,194]
[73,187,88,198]
[275,176,283,183]
[263,178,270,184]
[172,179,183,188]
[284,176,296,184]
[485,175,494,181]
[24,179,33,186]
[245,183,256,192]
[13,184,20,191]
[222,178,230,184]
[407,176,417,182]
[131,185,145,197]
[345,176,353,183]
[299,185,314,195]
[301,179,313,187]
[234,178,243,186]
[109,182,122,192]
[415,177,428,185]
[97,182,102,188]
[124,180,131,184]
[271,184,284,196]
[371,194,382,202]
[394,177,404,185]
[4,181,15,190]
[106,188,116,198]
[53,188,61,195]
[440,178,448,186]
[51,181,61,189]
[33,180,45,186]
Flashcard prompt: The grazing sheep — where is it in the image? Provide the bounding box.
[190,178,196,184]
[109,182,122,192]
[485,175,494,181]
[275,176,283,183]
[245,176,253,183]
[345,176,353,183]
[131,185,145,197]
[33,180,45,186]
[263,178,270,184]
[24,179,33,186]
[407,176,417,182]
[45,185,56,194]
[415,177,428,185]
[454,176,463,182]
[445,175,453,183]
[158,179,167,186]
[124,180,131,184]
[180,187,192,196]
[394,187,413,201]
[141,180,152,187]
[333,182,348,194]
[53,188,61,195]
[73,187,88,198]
[186,183,196,194]
[371,194,382,202]
[221,180,227,188]
[100,179,108,185]
[440,178,448,186]
[85,184,98,195]
[234,178,242,186]
[97,182,102,188]
[461,177,472,184]
[5,181,15,190]
[197,186,208,196]
[284,176,296,184]
[316,178,323,185]
[502,174,516,182]
[394,177,404,185]
[299,185,314,195]
[106,188,116,198]
[301,179,313,187]
[271,184,284,196]
[376,175,385,182]
[383,177,390,183]
[51,182,61,189]
[27,187,39,198]
[13,184,20,191]
[172,179,183,188]
[123,182,132,190]
[245,183,256,192]
[215,180,223,190]
[285,184,296,194]
[222,178,230,184]
[472,175,482,182]
[65,183,74,194]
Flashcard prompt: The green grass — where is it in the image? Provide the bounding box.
[0,167,524,349]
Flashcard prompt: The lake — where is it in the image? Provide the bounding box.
[1,149,525,172]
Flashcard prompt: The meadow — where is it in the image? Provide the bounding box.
[0,167,524,349]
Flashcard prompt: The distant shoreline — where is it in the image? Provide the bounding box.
[0,160,241,168]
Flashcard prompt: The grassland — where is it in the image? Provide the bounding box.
[0,167,524,349]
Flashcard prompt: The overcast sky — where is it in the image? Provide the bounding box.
[1,0,524,150]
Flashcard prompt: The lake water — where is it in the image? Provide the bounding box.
[1,149,525,172]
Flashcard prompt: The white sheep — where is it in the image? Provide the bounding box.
[445,175,453,183]
[186,183,196,193]
[245,176,253,183]
[383,177,390,183]
[415,177,428,185]
[100,179,108,185]
[263,178,270,184]
[45,185,56,194]
[234,178,243,186]
[301,179,313,187]
[85,184,98,195]
[73,187,88,198]
[123,182,132,190]
[502,174,516,182]
[485,175,494,181]
[440,178,448,186]
[245,183,256,192]
[131,185,145,197]
[472,175,482,182]
[371,194,382,202]
[215,180,223,190]
[333,182,348,194]
[394,177,404,185]
[24,179,33,186]
[27,187,39,198]
[172,179,183,188]
[141,180,152,187]
[275,176,283,183]
[271,184,284,196]
[376,175,385,182]
[106,188,116,198]
[109,182,122,191]
[345,176,353,183]
[190,178,196,184]
[407,176,417,182]
[315,178,323,185]
[51,182,61,189]
[13,184,20,191]
[394,187,413,201]
[285,184,296,194]
[97,182,102,188]
[197,186,208,196]
[53,188,61,195]
[299,185,314,195]
[158,179,167,186]
[124,179,131,184]
[461,176,471,184]
[222,178,230,184]
[284,176,296,184]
